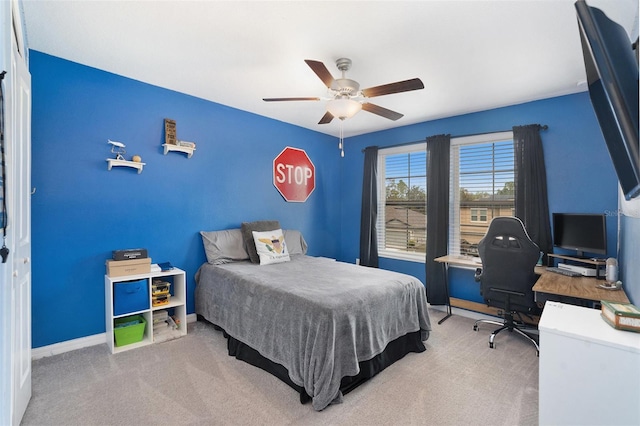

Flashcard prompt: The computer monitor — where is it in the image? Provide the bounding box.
[552,213,607,257]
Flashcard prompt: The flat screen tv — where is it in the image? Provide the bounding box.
[552,213,607,257]
[575,0,640,200]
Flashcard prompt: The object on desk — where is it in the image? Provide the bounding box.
[557,263,597,277]
[546,266,582,277]
[597,281,622,291]
[158,261,174,271]
[601,300,640,332]
[606,257,618,282]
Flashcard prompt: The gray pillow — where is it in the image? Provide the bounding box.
[241,220,281,263]
[283,229,308,255]
[200,228,249,265]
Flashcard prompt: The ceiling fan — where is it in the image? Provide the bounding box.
[263,58,425,124]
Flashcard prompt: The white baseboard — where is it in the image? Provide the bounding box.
[31,333,107,360]
[32,313,199,360]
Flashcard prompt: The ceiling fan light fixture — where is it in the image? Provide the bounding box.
[326,98,362,120]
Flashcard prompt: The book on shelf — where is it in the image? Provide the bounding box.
[157,262,174,271]
[600,300,640,332]
[152,309,168,320]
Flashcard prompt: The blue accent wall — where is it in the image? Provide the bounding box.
[31,50,628,348]
[30,51,341,348]
[338,93,620,303]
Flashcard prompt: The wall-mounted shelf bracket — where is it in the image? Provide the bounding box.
[163,144,195,158]
[106,158,145,174]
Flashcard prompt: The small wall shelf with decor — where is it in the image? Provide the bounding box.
[106,140,145,173]
[162,143,195,158]
[104,267,187,354]
[163,118,196,158]
[106,158,145,174]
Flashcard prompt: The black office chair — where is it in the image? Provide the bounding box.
[473,217,541,355]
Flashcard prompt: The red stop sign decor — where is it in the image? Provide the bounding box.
[273,147,316,202]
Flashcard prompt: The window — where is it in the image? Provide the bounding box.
[449,132,515,257]
[470,208,488,222]
[376,131,515,262]
[377,143,427,261]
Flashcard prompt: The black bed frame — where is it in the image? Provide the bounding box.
[202,317,425,405]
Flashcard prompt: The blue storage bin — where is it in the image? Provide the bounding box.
[113,279,149,315]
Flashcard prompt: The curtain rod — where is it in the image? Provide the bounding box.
[361,124,548,152]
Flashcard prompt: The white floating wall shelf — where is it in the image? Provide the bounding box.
[163,143,195,158]
[106,158,146,174]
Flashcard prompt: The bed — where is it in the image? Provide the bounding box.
[195,223,432,411]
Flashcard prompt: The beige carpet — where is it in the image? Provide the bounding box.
[22,309,538,425]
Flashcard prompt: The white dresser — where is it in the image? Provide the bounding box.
[539,301,640,425]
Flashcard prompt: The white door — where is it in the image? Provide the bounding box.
[6,0,32,423]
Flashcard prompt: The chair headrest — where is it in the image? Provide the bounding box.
[480,217,539,252]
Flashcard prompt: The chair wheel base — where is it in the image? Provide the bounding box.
[473,324,478,331]
[489,342,494,349]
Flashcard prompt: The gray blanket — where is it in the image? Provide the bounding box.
[195,255,431,410]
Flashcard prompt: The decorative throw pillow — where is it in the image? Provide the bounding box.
[252,229,290,265]
[241,220,281,263]
[283,229,308,255]
[200,228,249,265]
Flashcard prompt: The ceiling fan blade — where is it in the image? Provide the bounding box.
[318,111,334,124]
[362,103,404,121]
[304,60,335,88]
[263,97,320,102]
[361,78,424,98]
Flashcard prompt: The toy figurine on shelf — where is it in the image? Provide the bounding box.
[108,139,126,160]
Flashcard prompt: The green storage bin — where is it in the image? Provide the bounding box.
[113,315,146,347]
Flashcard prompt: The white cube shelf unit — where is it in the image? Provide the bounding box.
[105,267,187,354]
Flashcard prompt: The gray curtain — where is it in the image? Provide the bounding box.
[359,146,379,267]
[513,124,552,264]
[425,134,451,305]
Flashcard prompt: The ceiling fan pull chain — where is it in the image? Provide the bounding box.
[339,121,345,157]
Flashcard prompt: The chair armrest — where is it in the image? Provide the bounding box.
[474,267,483,282]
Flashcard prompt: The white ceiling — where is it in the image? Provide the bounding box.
[21,0,639,138]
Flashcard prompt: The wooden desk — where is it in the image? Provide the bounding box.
[434,255,630,313]
[435,255,546,274]
[532,272,630,305]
